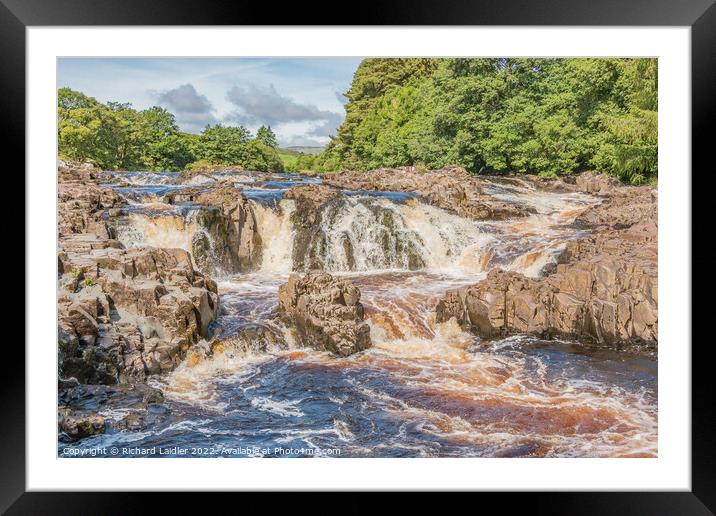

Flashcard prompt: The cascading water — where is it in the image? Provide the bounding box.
[112,177,591,280]
[114,212,200,254]
[299,197,496,274]
[311,196,428,272]
[252,199,296,274]
[64,170,656,458]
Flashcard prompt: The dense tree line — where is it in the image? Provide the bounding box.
[59,58,657,183]
[305,58,657,184]
[58,88,283,172]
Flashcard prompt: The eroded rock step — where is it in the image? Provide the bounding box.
[435,173,657,349]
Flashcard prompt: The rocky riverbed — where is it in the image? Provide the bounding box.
[57,162,658,457]
[436,174,658,348]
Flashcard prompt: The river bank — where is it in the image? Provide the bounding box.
[57,162,657,457]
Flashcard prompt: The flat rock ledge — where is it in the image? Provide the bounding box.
[436,176,657,349]
[322,166,534,220]
[277,271,372,356]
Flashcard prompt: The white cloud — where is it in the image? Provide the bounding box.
[156,84,217,132]
[225,84,343,130]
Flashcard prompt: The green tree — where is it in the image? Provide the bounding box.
[57,88,287,173]
[256,125,278,148]
[137,107,194,170]
[194,124,251,164]
[143,134,193,171]
[590,59,658,184]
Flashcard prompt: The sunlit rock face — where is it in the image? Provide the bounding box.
[436,174,657,348]
[160,184,263,274]
[277,271,372,357]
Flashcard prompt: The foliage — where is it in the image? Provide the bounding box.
[58,88,285,172]
[184,158,221,171]
[319,58,657,183]
[279,149,321,173]
[256,125,278,148]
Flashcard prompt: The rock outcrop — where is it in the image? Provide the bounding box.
[284,184,342,271]
[284,183,340,227]
[58,408,106,440]
[164,184,262,273]
[323,166,533,220]
[436,175,657,348]
[58,236,220,382]
[57,163,219,441]
[515,170,625,195]
[277,271,371,356]
[57,163,221,439]
[178,164,244,182]
[58,381,171,443]
[58,162,125,238]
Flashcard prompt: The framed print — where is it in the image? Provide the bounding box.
[4,0,713,511]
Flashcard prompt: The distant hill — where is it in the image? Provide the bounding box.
[280,146,324,155]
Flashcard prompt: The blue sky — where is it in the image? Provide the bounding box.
[57,57,363,147]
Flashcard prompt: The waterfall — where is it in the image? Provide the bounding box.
[252,199,296,274]
[281,196,494,274]
[506,243,566,278]
[114,212,199,253]
[313,197,425,272]
[398,201,496,272]
[113,188,585,279]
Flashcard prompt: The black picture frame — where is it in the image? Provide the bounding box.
[3,0,712,512]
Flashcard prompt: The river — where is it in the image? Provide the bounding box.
[60,169,657,458]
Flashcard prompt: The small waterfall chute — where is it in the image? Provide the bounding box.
[252,199,296,274]
[114,212,199,253]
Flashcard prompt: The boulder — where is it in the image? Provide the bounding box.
[574,171,622,195]
[58,408,106,440]
[277,271,371,356]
